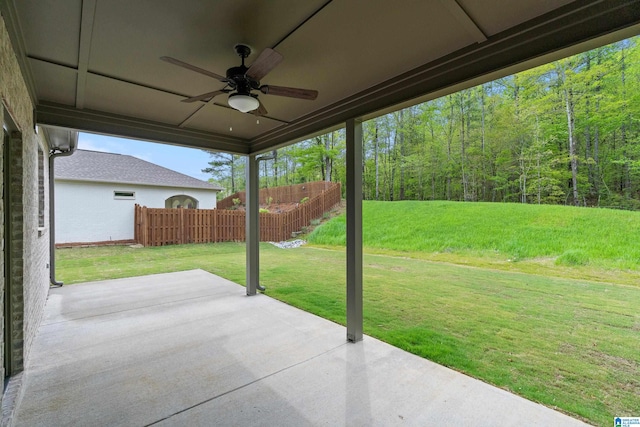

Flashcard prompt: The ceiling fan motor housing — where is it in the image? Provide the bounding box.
[226,65,260,94]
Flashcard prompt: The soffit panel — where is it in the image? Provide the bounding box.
[267,0,477,123]
[16,0,81,67]
[28,58,77,105]
[87,0,327,103]
[457,0,576,36]
[83,73,198,126]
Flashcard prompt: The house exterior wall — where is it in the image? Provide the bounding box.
[55,180,218,244]
[1,13,51,388]
[0,106,4,386]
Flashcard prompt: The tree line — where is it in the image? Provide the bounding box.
[204,36,640,209]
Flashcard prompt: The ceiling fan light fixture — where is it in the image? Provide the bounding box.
[228,93,259,113]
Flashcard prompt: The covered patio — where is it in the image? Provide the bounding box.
[14,270,586,426]
[4,0,639,345]
[2,0,640,424]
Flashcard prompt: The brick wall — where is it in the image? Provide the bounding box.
[0,103,5,383]
[6,131,25,374]
[21,134,50,363]
[1,13,52,389]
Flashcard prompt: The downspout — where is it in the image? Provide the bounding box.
[49,137,77,287]
[253,150,277,292]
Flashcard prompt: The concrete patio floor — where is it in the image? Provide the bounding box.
[14,269,587,426]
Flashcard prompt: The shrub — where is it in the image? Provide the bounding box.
[259,208,269,213]
[310,219,321,226]
[300,196,310,204]
[599,194,640,211]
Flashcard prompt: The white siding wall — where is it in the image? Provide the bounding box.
[55,180,218,244]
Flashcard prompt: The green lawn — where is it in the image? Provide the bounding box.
[310,200,640,268]
[57,241,640,426]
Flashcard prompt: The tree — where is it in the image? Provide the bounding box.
[202,151,244,196]
[206,36,640,210]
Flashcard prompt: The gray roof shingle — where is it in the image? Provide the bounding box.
[55,150,222,190]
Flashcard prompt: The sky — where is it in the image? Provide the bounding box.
[78,133,214,182]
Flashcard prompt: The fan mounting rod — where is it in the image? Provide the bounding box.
[234,44,252,64]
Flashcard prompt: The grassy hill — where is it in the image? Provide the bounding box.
[308,200,640,271]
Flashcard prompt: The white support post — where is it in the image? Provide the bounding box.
[346,118,363,342]
[246,154,259,296]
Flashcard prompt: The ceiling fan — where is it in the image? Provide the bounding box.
[161,44,318,116]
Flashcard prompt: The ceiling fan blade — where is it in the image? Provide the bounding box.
[253,99,268,116]
[246,48,283,81]
[181,90,226,103]
[260,85,318,100]
[160,56,226,82]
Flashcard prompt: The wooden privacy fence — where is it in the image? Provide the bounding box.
[134,182,341,247]
[217,181,339,209]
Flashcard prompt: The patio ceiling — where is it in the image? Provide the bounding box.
[3,0,640,155]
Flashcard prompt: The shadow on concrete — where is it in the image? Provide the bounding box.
[14,270,587,426]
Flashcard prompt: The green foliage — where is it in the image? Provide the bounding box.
[228,36,640,210]
[300,196,309,204]
[232,198,241,206]
[600,193,640,211]
[252,131,345,188]
[201,151,244,196]
[259,208,269,213]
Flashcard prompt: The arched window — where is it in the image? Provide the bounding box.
[165,195,199,209]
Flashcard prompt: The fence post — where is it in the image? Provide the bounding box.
[142,206,148,246]
[178,208,183,244]
[212,209,217,243]
[134,204,139,243]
